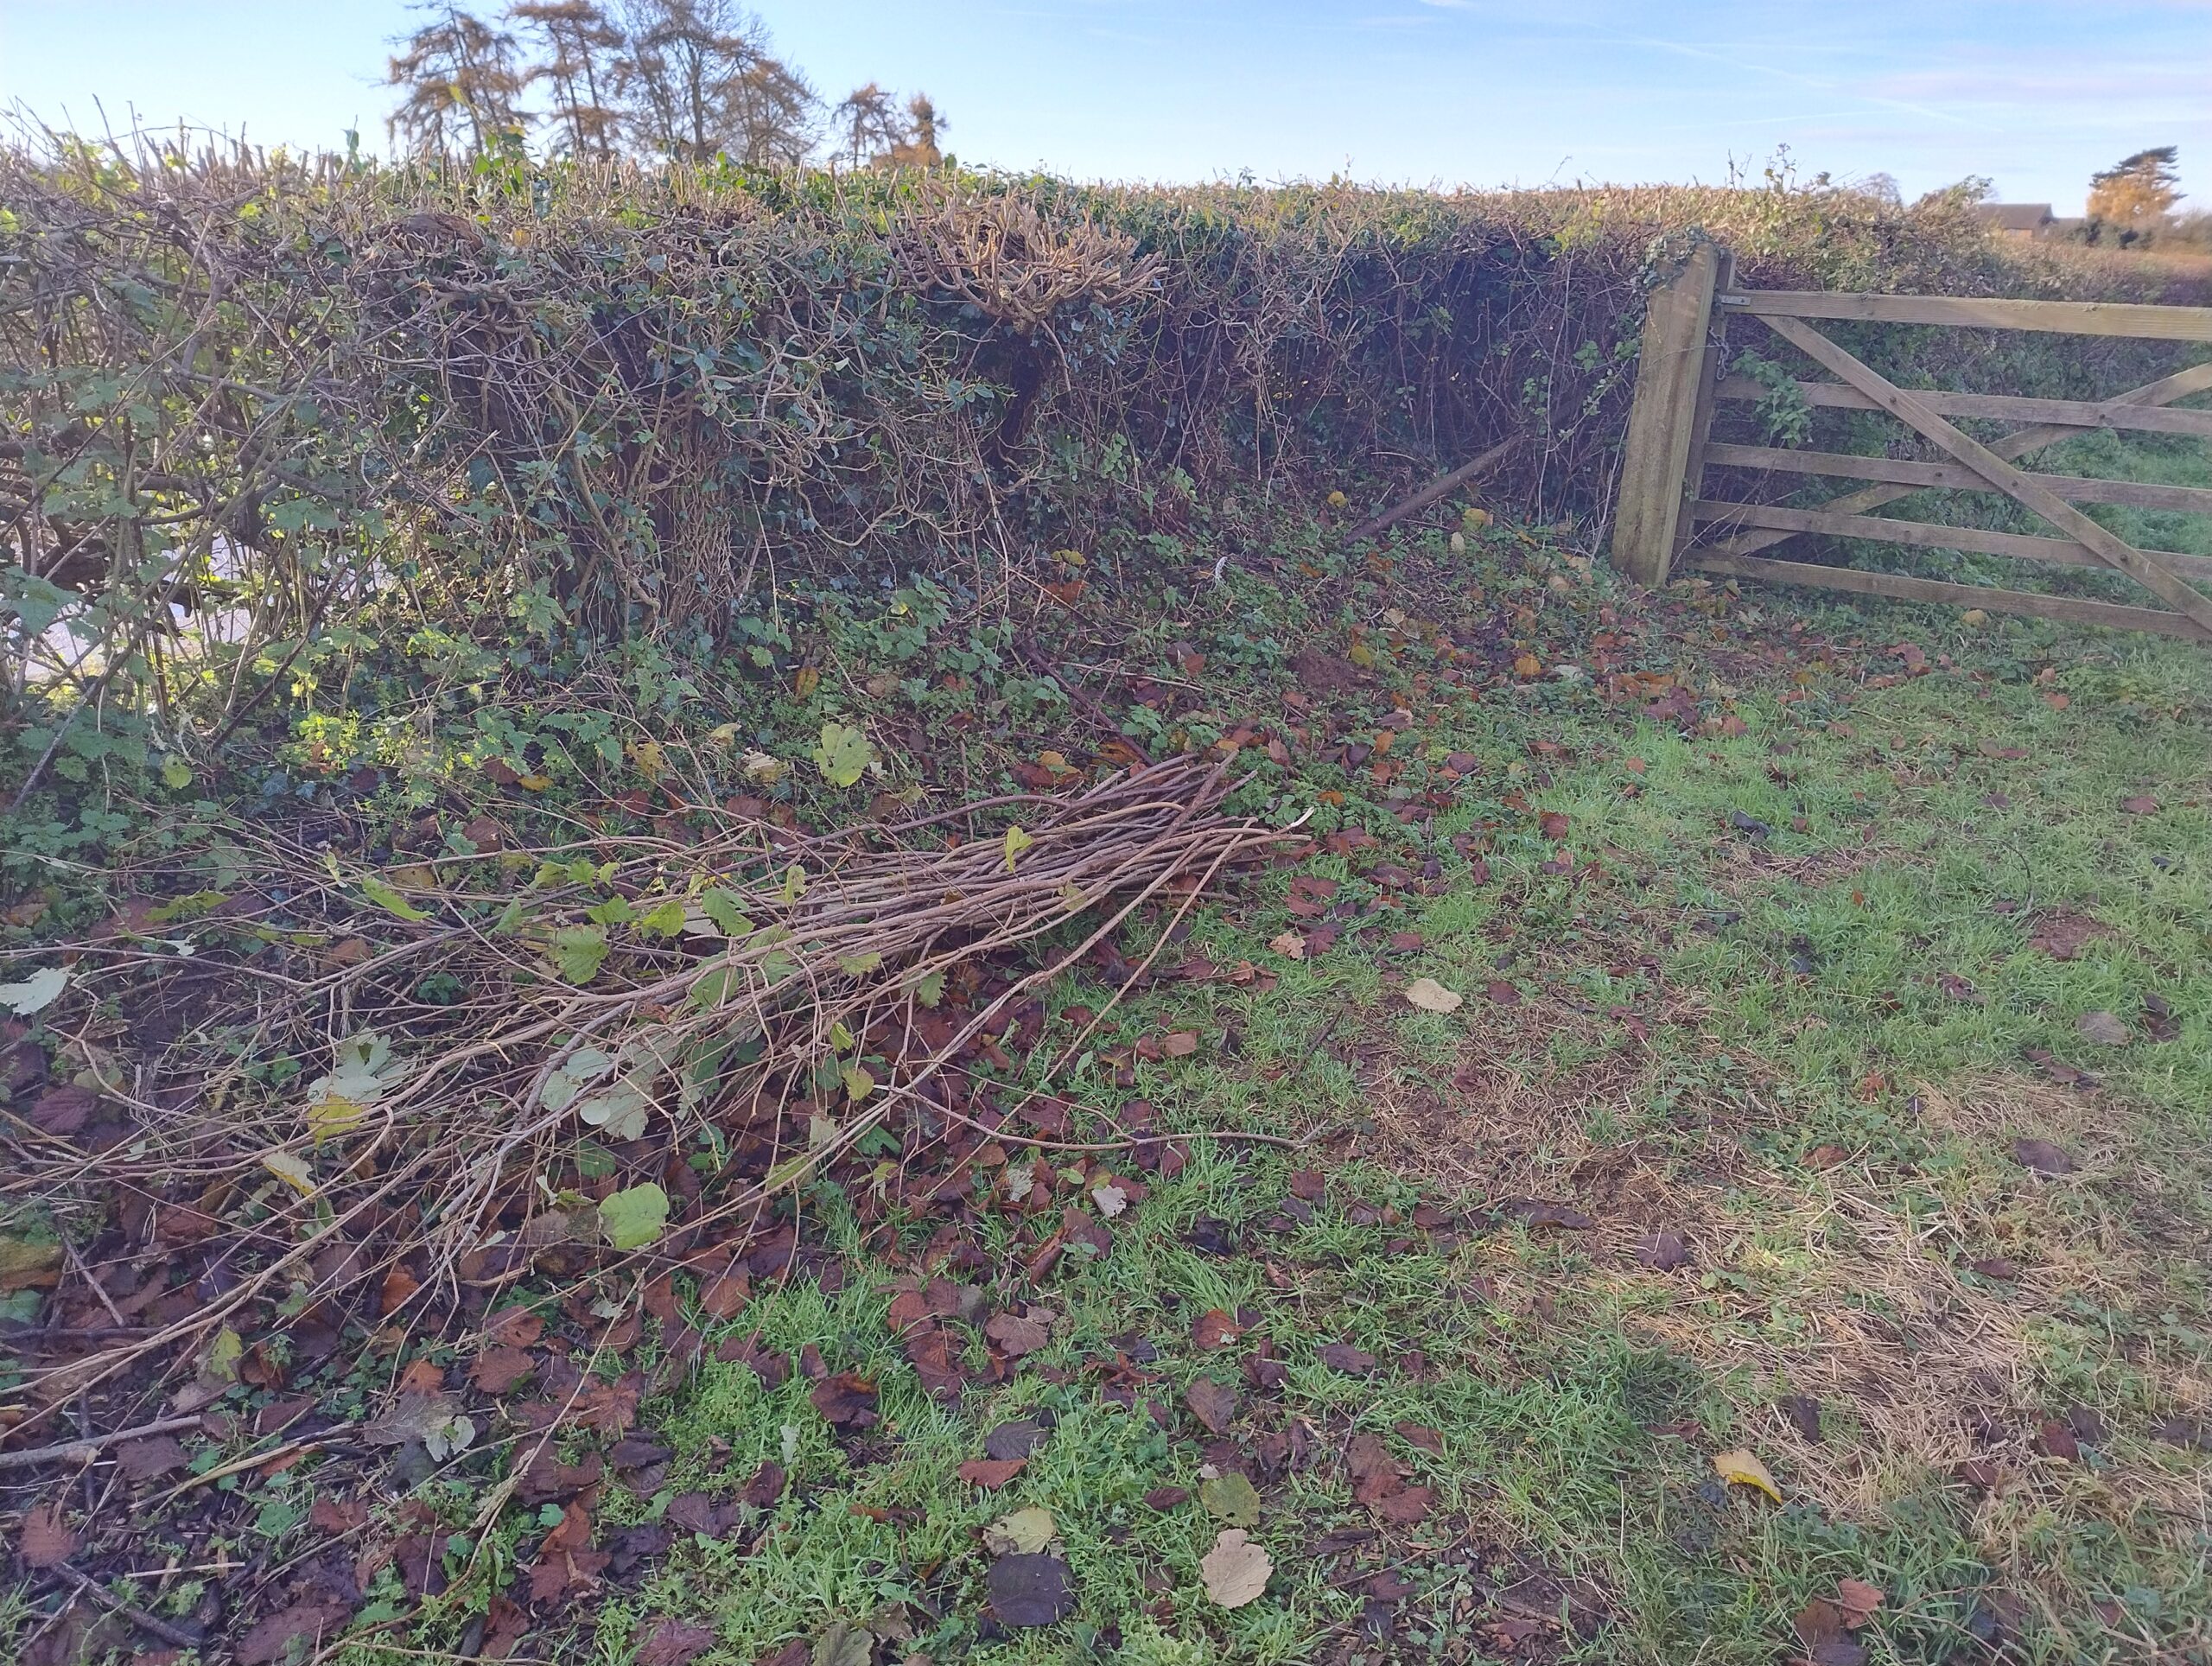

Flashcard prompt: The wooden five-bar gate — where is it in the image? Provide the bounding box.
[1609,239,2212,642]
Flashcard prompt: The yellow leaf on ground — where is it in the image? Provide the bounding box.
[984,1506,1056,1556]
[1713,1447,1782,1502]
[307,1092,370,1144]
[1403,977,1464,1014]
[263,1150,316,1194]
[1002,825,1035,871]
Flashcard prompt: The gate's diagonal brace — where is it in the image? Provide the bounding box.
[1711,358,2212,558]
[1757,314,2212,637]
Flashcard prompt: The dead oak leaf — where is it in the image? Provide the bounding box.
[1372,1484,1433,1525]
[1402,977,1463,1014]
[987,1552,1074,1627]
[2076,1010,2130,1046]
[470,1345,536,1394]
[2027,912,2109,961]
[18,1502,75,1568]
[984,1310,1050,1357]
[635,1618,719,1666]
[957,1458,1027,1490]
[2008,1137,2076,1178]
[1836,1578,1885,1628]
[1185,1377,1239,1434]
[810,1371,879,1429]
[238,1602,348,1666]
[1190,1308,1244,1349]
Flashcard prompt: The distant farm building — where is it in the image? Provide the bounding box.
[1974,202,2056,238]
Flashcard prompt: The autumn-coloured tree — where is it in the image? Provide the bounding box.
[881,93,946,169]
[2088,147,2182,242]
[385,3,528,157]
[719,51,818,168]
[512,1,625,159]
[614,0,816,163]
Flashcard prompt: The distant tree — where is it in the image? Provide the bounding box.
[512,1,625,159]
[831,82,903,170]
[385,3,528,157]
[1855,171,1902,208]
[880,92,946,169]
[721,49,819,167]
[614,0,816,164]
[2088,147,2182,243]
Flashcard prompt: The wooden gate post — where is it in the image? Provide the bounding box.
[1610,238,1723,587]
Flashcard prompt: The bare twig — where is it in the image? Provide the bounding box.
[0,1412,207,1472]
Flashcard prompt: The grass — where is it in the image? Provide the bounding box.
[12,442,2207,1666]
[417,561,2212,1666]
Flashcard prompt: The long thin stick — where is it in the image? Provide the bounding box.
[50,1563,202,1651]
[1346,435,1523,543]
[0,1412,206,1472]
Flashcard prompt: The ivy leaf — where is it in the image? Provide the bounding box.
[600,1183,670,1250]
[812,722,876,788]
[550,924,609,984]
[1002,826,1035,871]
[359,874,431,923]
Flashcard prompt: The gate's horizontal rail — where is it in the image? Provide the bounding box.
[1689,552,2212,641]
[1690,499,2212,580]
[1701,442,2212,515]
[1714,376,2212,439]
[1709,359,2212,562]
[1720,289,2212,342]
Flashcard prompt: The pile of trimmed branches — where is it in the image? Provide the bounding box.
[3,756,1296,1423]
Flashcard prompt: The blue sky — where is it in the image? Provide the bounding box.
[3,1,2207,210]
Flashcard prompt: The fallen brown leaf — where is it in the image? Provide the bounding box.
[1199,1529,1274,1608]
